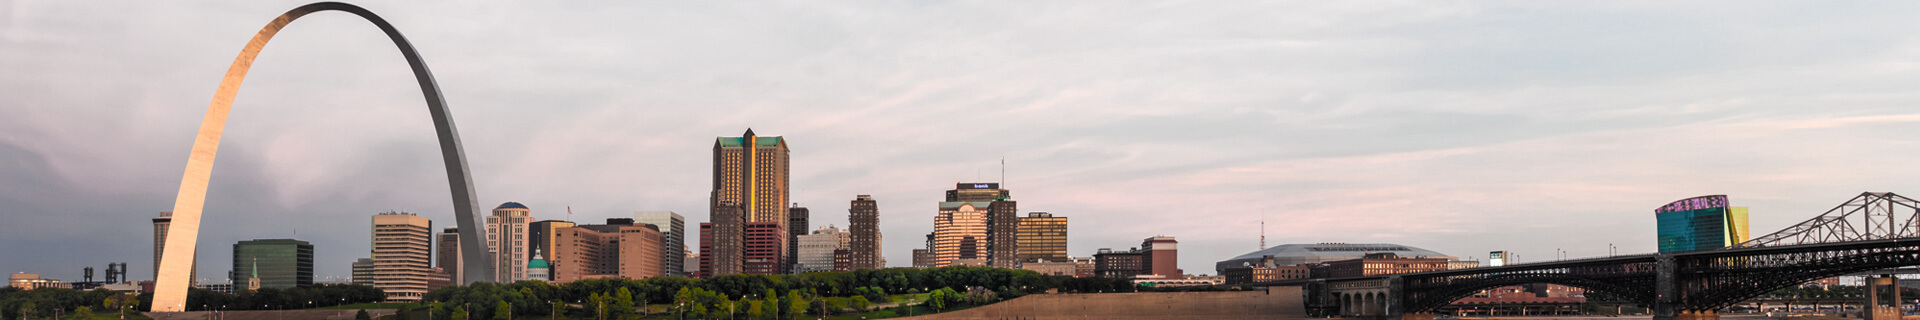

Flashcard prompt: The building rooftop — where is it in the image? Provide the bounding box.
[715,136,783,148]
[938,201,997,210]
[495,202,529,210]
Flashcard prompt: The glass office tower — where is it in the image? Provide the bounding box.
[1655,195,1751,252]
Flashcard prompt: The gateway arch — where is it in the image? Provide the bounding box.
[153,2,493,311]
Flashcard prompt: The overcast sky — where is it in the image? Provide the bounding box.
[8,1,1920,283]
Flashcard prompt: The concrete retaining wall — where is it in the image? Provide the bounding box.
[900,286,1306,320]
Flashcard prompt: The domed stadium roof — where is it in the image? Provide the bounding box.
[1214,243,1458,273]
[495,202,529,210]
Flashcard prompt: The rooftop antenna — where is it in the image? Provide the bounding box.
[1000,157,1006,187]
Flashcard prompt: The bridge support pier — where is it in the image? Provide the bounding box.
[1867,275,1901,320]
[1653,255,1678,320]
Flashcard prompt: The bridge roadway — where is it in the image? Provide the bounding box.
[1237,237,1920,320]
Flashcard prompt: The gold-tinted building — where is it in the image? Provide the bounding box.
[707,129,790,277]
[712,128,790,223]
[1017,212,1068,263]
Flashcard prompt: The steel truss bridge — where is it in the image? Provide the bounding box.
[1245,192,1920,320]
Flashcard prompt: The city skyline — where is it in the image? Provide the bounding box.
[11,1,1920,284]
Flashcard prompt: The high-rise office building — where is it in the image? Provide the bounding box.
[552,219,664,282]
[1017,212,1068,263]
[350,258,374,286]
[1655,195,1751,252]
[711,128,791,224]
[528,220,576,281]
[932,183,1018,268]
[153,211,196,284]
[933,201,990,267]
[786,205,809,274]
[795,226,850,273]
[985,199,1019,269]
[744,222,786,275]
[848,195,883,270]
[488,202,534,282]
[1141,236,1180,277]
[229,239,313,290]
[436,227,461,283]
[369,211,432,301]
[701,202,745,277]
[634,211,685,277]
[708,129,790,276]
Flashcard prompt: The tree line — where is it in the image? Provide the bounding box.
[423,266,1133,319]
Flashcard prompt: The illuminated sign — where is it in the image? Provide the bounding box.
[974,184,991,189]
[1489,251,1510,267]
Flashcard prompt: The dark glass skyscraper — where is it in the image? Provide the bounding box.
[786,205,809,273]
[230,239,313,290]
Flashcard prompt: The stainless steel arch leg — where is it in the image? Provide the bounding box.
[152,2,493,312]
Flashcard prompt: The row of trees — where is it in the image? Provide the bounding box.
[422,266,1135,319]
[0,283,388,320]
[183,284,386,311]
[1,287,146,320]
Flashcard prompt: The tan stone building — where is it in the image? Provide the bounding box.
[487,202,533,282]
[553,220,664,282]
[370,211,433,301]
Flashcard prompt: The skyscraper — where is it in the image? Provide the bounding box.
[786,204,809,273]
[487,202,534,282]
[1016,212,1067,263]
[436,227,460,283]
[230,239,313,290]
[1655,195,1751,252]
[986,199,1019,268]
[708,129,790,276]
[528,220,576,281]
[933,183,1016,268]
[711,128,791,224]
[153,212,196,284]
[369,211,432,301]
[933,202,990,267]
[701,202,745,277]
[848,195,882,270]
[634,211,685,277]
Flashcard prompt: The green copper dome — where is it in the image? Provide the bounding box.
[528,258,549,269]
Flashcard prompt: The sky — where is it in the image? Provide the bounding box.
[7,1,1920,283]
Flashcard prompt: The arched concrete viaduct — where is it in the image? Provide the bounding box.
[152,2,492,311]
